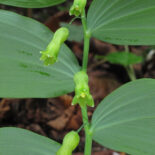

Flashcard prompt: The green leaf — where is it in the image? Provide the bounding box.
[87,0,155,45]
[60,22,83,42]
[105,52,143,66]
[91,78,155,155]
[0,0,65,8]
[0,127,60,155]
[0,10,80,98]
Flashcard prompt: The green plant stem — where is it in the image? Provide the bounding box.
[77,124,84,133]
[80,104,92,155]
[125,65,136,81]
[124,45,136,81]
[80,10,92,155]
[81,10,91,72]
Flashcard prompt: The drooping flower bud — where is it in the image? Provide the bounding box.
[56,131,80,155]
[69,0,87,17]
[72,71,94,107]
[40,27,69,66]
[56,146,72,155]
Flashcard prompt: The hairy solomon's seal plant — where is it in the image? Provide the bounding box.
[0,0,155,155]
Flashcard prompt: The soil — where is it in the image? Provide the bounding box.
[0,1,155,155]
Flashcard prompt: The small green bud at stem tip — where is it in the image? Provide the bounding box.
[69,0,87,17]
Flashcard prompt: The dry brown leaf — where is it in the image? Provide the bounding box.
[47,106,75,130]
[0,99,10,119]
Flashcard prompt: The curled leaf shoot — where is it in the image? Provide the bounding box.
[40,27,69,66]
[72,71,94,107]
[69,0,87,17]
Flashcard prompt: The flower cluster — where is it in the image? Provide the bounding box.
[72,71,94,107]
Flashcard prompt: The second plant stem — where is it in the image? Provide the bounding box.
[125,45,136,81]
[81,10,92,155]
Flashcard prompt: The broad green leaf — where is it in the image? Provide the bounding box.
[0,0,65,8]
[87,0,155,45]
[0,127,60,155]
[60,22,83,42]
[105,52,142,66]
[91,78,155,155]
[0,10,80,98]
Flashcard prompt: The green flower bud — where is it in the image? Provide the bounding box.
[52,27,69,45]
[72,71,94,107]
[56,145,72,155]
[69,0,87,17]
[56,131,80,155]
[40,27,69,66]
[63,131,80,150]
